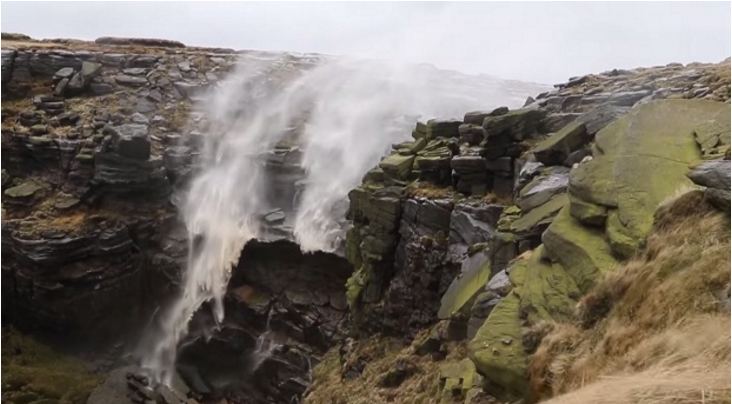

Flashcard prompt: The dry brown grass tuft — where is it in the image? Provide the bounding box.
[405,182,456,200]
[304,327,468,404]
[482,191,512,205]
[528,189,731,403]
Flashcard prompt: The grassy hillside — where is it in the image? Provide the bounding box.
[528,190,731,403]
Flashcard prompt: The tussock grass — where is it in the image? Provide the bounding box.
[304,324,468,404]
[528,189,731,403]
[1,327,101,404]
[405,182,456,200]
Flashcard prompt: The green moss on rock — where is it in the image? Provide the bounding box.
[4,181,42,199]
[541,206,619,293]
[468,292,528,399]
[569,100,730,258]
[439,258,492,319]
[510,193,568,234]
[515,246,580,323]
[482,107,544,141]
[568,193,607,226]
[379,153,416,180]
[532,121,587,165]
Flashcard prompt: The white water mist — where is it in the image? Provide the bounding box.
[143,51,545,384]
[142,55,311,384]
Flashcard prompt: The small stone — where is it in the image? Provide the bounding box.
[54,67,75,79]
[122,67,147,76]
[54,78,70,95]
[67,72,85,92]
[4,181,42,198]
[501,338,512,345]
[115,74,148,86]
[131,113,150,124]
[146,89,163,103]
[80,61,102,81]
[30,124,49,135]
[136,99,156,114]
[54,197,80,210]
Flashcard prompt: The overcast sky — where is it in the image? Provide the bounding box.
[2,2,730,83]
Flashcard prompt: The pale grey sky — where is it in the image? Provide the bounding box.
[2,2,730,83]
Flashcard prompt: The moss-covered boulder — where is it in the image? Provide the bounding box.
[532,121,587,165]
[4,181,42,198]
[468,292,528,399]
[468,248,578,399]
[568,193,607,226]
[510,193,568,234]
[482,107,544,141]
[692,111,731,159]
[426,119,462,139]
[438,358,482,403]
[516,246,579,323]
[438,252,491,319]
[541,206,619,292]
[379,153,415,180]
[3,180,44,206]
[569,99,730,258]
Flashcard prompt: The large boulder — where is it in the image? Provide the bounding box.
[379,153,415,180]
[542,206,618,292]
[438,251,491,319]
[575,104,630,135]
[516,166,570,212]
[482,107,544,141]
[532,121,587,166]
[468,292,528,399]
[510,193,568,235]
[692,115,731,158]
[449,203,503,260]
[517,246,579,323]
[111,124,151,160]
[569,99,730,258]
[688,159,731,211]
[468,248,579,400]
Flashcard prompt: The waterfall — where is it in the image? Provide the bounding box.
[249,309,281,373]
[142,52,530,385]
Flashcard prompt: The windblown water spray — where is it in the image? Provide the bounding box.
[143,52,539,384]
[142,55,309,383]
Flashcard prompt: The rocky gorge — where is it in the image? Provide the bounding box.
[1,34,730,404]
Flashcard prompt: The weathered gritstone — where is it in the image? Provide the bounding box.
[568,99,730,258]
[467,99,731,400]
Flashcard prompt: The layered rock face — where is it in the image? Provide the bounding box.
[1,42,243,340]
[335,59,731,402]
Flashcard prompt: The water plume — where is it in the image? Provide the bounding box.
[143,50,544,384]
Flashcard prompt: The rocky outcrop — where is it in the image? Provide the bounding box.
[95,36,186,48]
[569,100,729,257]
[336,59,730,403]
[1,42,242,340]
[688,159,731,211]
[467,99,731,400]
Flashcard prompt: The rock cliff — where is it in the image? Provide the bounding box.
[311,58,731,403]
